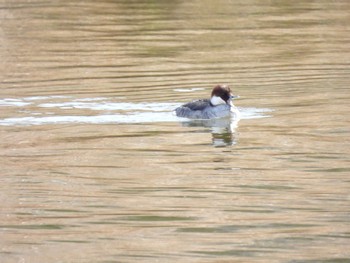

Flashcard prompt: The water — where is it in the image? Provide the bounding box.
[1,1,350,262]
[0,96,269,126]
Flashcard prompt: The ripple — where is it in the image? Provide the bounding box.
[239,107,274,119]
[0,113,180,126]
[38,101,180,112]
[0,98,31,107]
[0,96,272,126]
[173,88,205,92]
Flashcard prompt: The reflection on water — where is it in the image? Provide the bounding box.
[1,0,350,262]
[181,117,240,147]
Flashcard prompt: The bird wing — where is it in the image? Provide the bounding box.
[181,99,210,111]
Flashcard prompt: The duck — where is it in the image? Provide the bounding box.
[175,85,239,119]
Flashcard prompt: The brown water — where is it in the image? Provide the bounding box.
[1,1,350,262]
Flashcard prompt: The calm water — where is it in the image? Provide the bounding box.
[1,1,350,262]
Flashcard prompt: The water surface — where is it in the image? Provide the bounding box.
[1,1,350,263]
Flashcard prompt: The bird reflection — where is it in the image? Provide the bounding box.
[180,117,239,147]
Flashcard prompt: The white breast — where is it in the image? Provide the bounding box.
[210,95,226,106]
